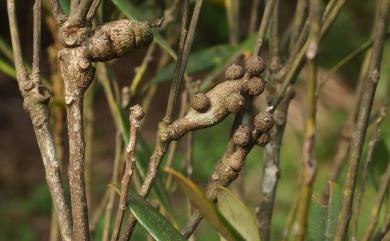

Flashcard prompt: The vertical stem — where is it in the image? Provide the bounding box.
[258,90,294,241]
[333,0,390,240]
[295,0,321,240]
[7,1,72,241]
[102,132,122,241]
[67,97,90,241]
[362,161,390,241]
[253,0,277,56]
[111,106,143,241]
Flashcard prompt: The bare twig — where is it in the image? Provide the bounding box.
[351,107,386,240]
[87,0,102,21]
[258,90,294,241]
[48,0,67,24]
[101,134,122,241]
[294,1,321,240]
[362,149,390,241]
[111,105,144,241]
[333,0,390,240]
[7,1,72,240]
[289,0,308,51]
[253,0,277,56]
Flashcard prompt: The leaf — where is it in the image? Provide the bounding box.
[324,182,342,241]
[307,183,342,241]
[150,45,234,83]
[216,186,261,241]
[368,139,390,190]
[111,0,177,59]
[0,58,16,79]
[126,192,186,241]
[58,0,70,14]
[165,167,246,241]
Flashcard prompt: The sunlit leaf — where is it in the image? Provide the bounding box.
[165,167,246,241]
[126,192,186,241]
[216,186,260,241]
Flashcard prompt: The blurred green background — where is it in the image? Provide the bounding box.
[0,0,389,241]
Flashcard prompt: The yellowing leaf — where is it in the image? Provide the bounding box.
[164,167,246,241]
[217,186,261,241]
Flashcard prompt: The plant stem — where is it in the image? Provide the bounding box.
[333,0,390,240]
[362,152,390,241]
[351,107,386,240]
[111,106,143,241]
[7,1,72,240]
[258,90,294,241]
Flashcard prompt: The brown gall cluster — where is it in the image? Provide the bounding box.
[87,20,153,62]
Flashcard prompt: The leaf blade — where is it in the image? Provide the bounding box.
[216,186,261,241]
[165,167,246,241]
[127,192,186,241]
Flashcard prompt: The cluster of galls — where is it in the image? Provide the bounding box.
[190,56,266,114]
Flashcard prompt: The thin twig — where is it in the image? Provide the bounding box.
[111,105,144,241]
[294,1,321,240]
[257,90,294,241]
[362,143,390,241]
[7,1,72,240]
[48,0,67,24]
[86,0,102,21]
[351,107,386,240]
[333,0,390,240]
[120,1,204,239]
[320,48,371,203]
[253,0,277,56]
[101,137,123,241]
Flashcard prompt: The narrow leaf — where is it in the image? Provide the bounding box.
[127,192,186,241]
[216,186,261,241]
[165,167,246,241]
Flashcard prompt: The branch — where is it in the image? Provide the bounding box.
[253,0,277,56]
[333,0,390,240]
[111,106,144,241]
[294,0,321,240]
[86,0,102,21]
[7,1,72,241]
[258,89,294,241]
[48,0,67,24]
[351,107,387,241]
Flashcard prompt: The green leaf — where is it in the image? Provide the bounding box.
[368,139,390,190]
[150,45,234,83]
[126,192,186,241]
[307,183,342,241]
[165,167,246,241]
[111,0,177,59]
[0,58,16,79]
[324,182,343,241]
[216,186,261,241]
[58,0,70,14]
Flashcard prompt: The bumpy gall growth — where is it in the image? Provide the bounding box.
[245,56,266,76]
[243,77,265,96]
[257,132,271,146]
[254,111,274,133]
[191,93,210,113]
[225,64,244,80]
[130,105,145,121]
[224,93,245,113]
[88,20,153,62]
[233,125,252,147]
